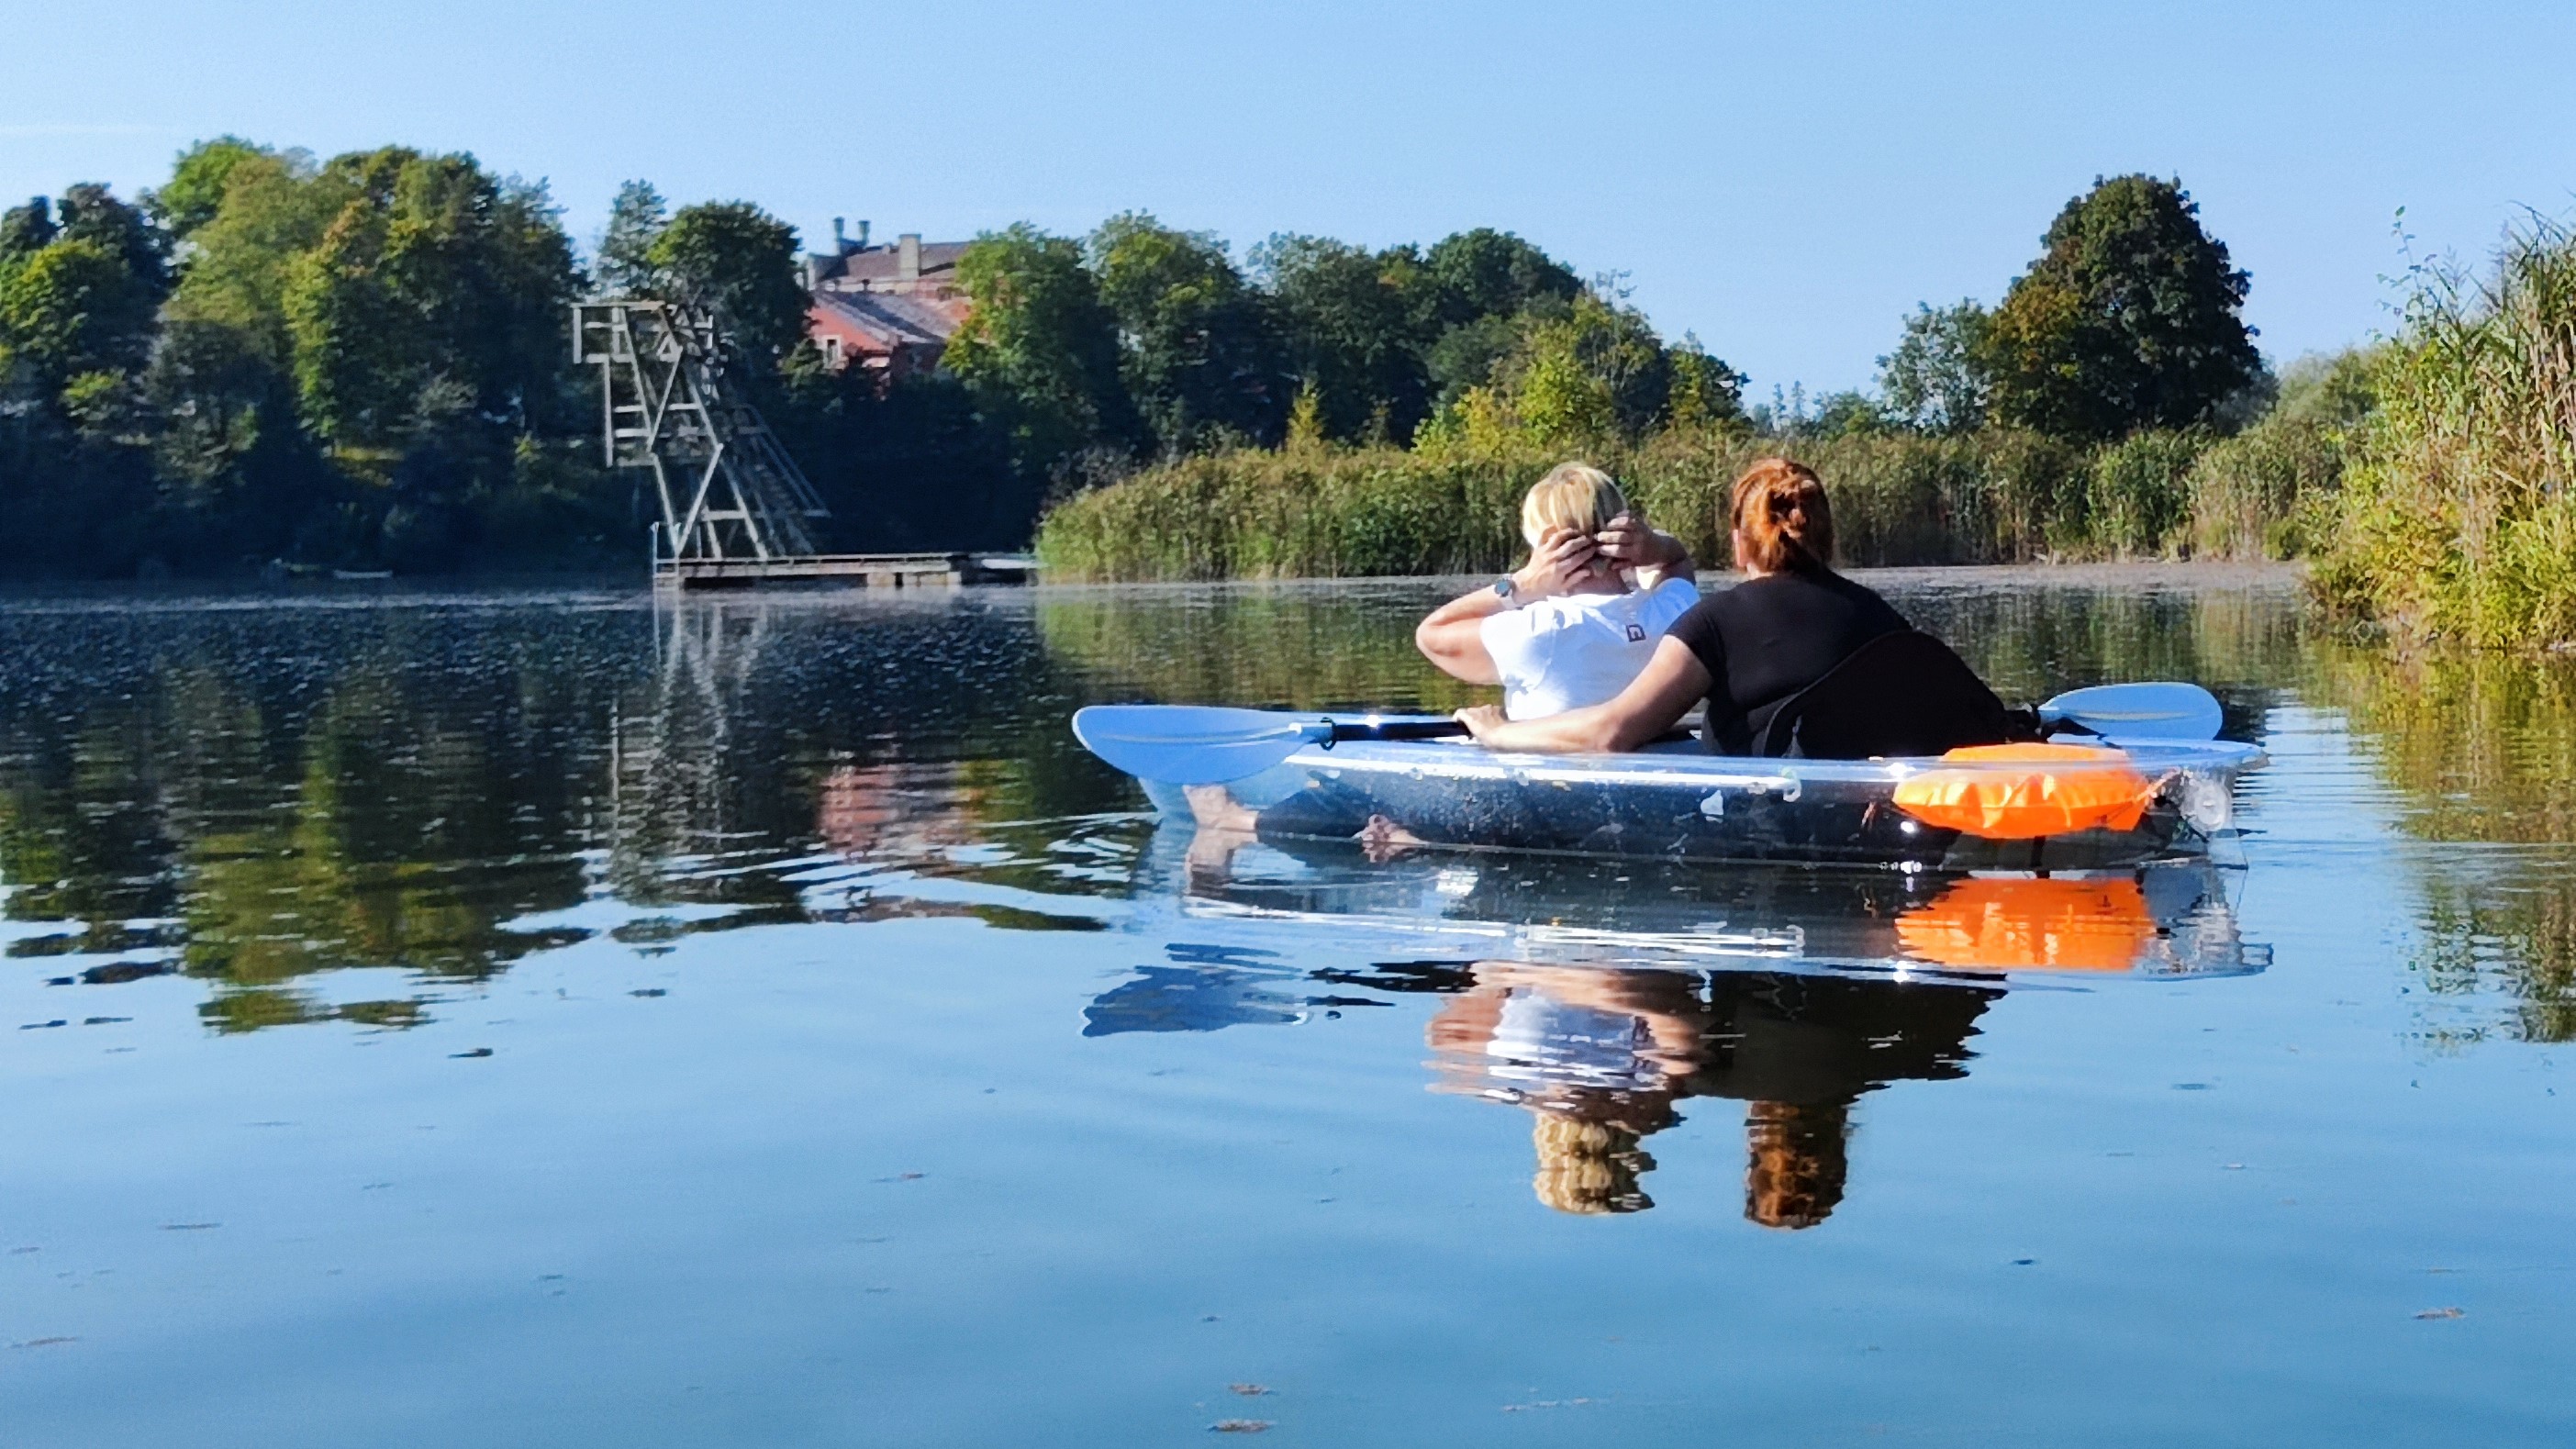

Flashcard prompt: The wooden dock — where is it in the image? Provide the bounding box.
[653,552,1037,592]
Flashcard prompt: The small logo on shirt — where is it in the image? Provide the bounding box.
[1625,624,1646,641]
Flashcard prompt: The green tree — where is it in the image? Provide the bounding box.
[1086,211,1283,455]
[279,148,578,454]
[1877,300,1991,434]
[1509,293,1673,438]
[0,197,57,260]
[160,148,338,369]
[145,138,269,242]
[0,184,168,400]
[1420,227,1579,329]
[56,184,170,295]
[1420,292,1708,451]
[149,148,341,513]
[1413,229,1585,409]
[1665,334,1745,429]
[1254,234,1434,442]
[642,200,806,366]
[0,238,160,388]
[595,180,667,296]
[1979,175,2260,440]
[946,223,1137,478]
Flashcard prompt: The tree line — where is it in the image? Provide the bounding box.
[0,142,2269,577]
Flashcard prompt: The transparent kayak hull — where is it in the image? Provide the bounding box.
[1143,733,2264,871]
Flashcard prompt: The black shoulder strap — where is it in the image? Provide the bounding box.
[1749,630,2031,760]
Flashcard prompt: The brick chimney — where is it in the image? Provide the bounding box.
[898,232,921,285]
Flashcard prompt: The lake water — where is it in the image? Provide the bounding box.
[3,568,2570,1446]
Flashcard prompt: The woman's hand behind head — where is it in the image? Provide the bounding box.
[1515,526,1600,596]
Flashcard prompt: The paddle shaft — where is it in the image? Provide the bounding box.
[1325,717,1468,743]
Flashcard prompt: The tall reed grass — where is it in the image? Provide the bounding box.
[2314,218,2576,645]
[1032,426,2290,581]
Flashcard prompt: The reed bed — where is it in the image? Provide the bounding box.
[2314,218,2576,645]
[1032,427,2293,581]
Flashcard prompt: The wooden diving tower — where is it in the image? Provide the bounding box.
[573,299,1031,590]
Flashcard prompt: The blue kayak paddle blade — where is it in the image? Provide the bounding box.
[2038,681,2225,741]
[1072,705,1334,785]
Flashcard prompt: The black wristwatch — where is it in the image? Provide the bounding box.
[1492,576,1517,602]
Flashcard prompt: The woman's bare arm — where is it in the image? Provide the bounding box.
[1412,527,1593,685]
[1451,636,1710,753]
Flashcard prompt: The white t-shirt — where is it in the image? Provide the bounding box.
[1478,577,1701,720]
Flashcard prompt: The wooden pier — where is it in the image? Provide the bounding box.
[652,552,1037,592]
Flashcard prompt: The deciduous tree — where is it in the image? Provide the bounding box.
[1877,300,1991,434]
[1254,234,1433,443]
[1979,175,2259,440]
[643,200,806,367]
[145,138,268,243]
[1086,212,1283,455]
[946,223,1138,479]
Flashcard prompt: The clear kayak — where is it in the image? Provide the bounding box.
[1126,719,2263,871]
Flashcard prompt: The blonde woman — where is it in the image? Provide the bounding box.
[1413,463,1697,719]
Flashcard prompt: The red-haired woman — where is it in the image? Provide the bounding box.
[1454,458,1909,755]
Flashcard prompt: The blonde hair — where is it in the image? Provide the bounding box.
[1530,1112,1655,1215]
[1520,463,1629,549]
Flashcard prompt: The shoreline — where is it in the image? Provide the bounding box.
[1027,558,2309,597]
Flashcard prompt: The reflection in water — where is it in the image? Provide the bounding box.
[0,593,1135,1031]
[0,570,2570,1060]
[1095,819,2254,1221]
[18,571,2576,1445]
[2306,645,2576,1042]
[1420,962,1993,1222]
[1135,818,2265,981]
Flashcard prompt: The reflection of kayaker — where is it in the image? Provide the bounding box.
[1426,963,1997,1224]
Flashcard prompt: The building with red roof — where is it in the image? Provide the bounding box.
[803,220,972,384]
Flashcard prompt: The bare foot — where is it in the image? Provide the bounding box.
[1355,814,1425,864]
[1182,784,1260,833]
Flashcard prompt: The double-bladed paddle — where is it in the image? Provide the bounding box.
[1074,681,2225,785]
[2034,680,2225,742]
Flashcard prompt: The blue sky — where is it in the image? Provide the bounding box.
[6,0,2571,395]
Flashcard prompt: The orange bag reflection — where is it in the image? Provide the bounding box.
[1895,876,2158,972]
[1890,742,2158,840]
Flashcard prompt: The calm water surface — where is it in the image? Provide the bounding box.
[3,569,2570,1445]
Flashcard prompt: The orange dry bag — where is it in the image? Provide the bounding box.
[1890,742,2160,841]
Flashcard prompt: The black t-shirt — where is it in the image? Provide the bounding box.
[1666,569,1909,753]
